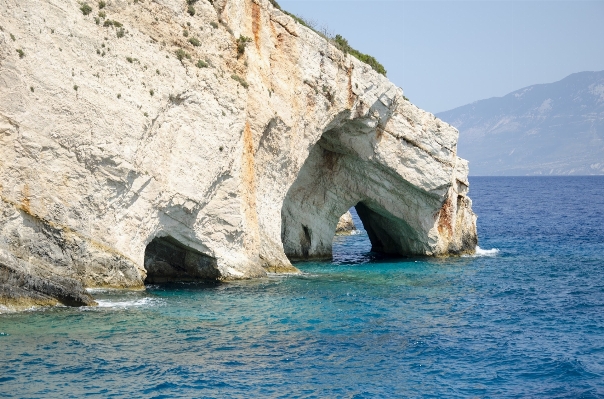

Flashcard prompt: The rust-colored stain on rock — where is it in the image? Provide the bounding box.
[21,184,31,215]
[242,122,258,233]
[437,195,454,237]
[252,1,261,51]
[347,65,356,108]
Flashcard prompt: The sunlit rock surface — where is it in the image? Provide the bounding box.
[0,0,476,308]
[335,211,356,235]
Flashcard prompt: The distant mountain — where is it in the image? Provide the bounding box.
[437,71,604,175]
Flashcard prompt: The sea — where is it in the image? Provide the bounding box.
[1,176,603,398]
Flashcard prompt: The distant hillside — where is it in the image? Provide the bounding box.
[437,71,604,175]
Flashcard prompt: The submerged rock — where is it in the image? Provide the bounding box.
[0,0,477,308]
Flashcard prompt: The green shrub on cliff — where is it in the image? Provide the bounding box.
[333,35,386,76]
[231,74,248,89]
[176,48,190,62]
[80,3,92,16]
[236,35,252,55]
[186,0,197,15]
[267,0,386,76]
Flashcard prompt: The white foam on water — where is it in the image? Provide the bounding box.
[86,288,112,294]
[86,287,145,294]
[465,246,500,257]
[267,271,303,278]
[0,304,49,314]
[0,305,16,314]
[92,297,164,309]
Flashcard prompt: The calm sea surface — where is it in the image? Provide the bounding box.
[1,176,604,398]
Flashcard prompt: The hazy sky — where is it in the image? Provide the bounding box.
[279,1,604,114]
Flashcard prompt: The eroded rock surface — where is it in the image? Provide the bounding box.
[0,0,477,308]
[335,211,356,235]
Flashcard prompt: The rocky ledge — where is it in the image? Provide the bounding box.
[0,0,477,309]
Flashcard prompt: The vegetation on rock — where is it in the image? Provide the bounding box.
[236,35,252,56]
[231,74,248,88]
[80,3,92,16]
[333,35,386,76]
[176,48,191,62]
[267,0,386,76]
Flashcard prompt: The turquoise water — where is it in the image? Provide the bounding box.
[1,177,604,398]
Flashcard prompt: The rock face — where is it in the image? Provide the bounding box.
[335,211,356,235]
[0,0,477,308]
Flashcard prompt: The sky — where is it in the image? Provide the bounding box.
[279,0,604,114]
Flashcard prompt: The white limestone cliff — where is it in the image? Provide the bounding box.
[0,0,477,309]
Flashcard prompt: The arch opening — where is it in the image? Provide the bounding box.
[143,236,219,283]
[331,207,375,262]
[354,201,421,255]
[280,118,428,262]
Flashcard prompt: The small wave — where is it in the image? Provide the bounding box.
[86,287,145,293]
[86,287,113,294]
[462,246,500,257]
[267,271,318,279]
[334,229,365,236]
[266,271,303,278]
[91,297,164,309]
[474,246,500,257]
[0,304,42,314]
[0,305,14,314]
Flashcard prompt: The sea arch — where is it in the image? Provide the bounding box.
[280,116,445,261]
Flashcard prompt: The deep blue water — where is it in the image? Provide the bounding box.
[1,176,604,398]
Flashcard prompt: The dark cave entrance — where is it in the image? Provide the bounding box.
[143,236,220,283]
